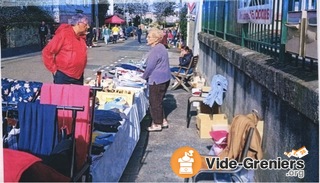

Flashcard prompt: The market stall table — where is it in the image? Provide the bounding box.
[91,90,148,182]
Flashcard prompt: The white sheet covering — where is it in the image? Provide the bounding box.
[91,90,149,182]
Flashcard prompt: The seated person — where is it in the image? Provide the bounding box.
[170,46,193,74]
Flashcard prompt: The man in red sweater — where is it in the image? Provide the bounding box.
[42,13,89,85]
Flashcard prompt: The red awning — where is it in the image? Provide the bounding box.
[105,15,125,24]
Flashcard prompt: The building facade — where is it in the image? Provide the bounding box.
[1,0,93,48]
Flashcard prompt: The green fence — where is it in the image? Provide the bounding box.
[202,0,317,70]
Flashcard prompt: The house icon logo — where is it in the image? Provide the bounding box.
[170,146,202,178]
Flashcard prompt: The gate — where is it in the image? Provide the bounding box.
[202,0,317,70]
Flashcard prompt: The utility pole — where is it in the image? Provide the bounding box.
[95,0,99,41]
[108,0,114,15]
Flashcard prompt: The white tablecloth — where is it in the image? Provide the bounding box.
[91,90,149,182]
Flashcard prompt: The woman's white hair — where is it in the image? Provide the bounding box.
[148,28,164,43]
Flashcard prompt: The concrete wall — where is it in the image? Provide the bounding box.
[198,32,319,182]
[6,25,39,48]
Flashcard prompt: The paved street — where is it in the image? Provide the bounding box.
[1,38,213,182]
[2,37,156,83]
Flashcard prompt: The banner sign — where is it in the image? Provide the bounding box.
[237,0,273,24]
[187,2,196,13]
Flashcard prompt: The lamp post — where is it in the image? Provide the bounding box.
[109,0,114,15]
[93,0,99,43]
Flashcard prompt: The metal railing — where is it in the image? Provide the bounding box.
[202,0,317,70]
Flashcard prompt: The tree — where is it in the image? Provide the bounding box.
[179,4,187,41]
[152,1,175,27]
[115,3,149,15]
[144,18,152,25]
[98,0,110,26]
[114,4,124,15]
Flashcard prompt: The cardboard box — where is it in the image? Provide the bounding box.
[191,76,206,88]
[96,89,135,109]
[210,114,229,131]
[199,102,220,115]
[196,113,228,139]
[201,86,211,93]
[196,113,213,139]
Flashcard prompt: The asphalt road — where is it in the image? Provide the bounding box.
[1,37,155,82]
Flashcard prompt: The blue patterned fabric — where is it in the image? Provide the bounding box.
[1,78,42,104]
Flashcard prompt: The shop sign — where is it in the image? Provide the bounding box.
[187,2,196,13]
[237,0,273,24]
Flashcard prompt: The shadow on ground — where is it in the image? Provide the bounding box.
[1,44,42,58]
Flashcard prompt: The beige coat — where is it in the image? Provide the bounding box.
[218,113,263,161]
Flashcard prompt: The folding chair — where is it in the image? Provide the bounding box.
[185,128,255,183]
[186,112,263,182]
[171,55,199,92]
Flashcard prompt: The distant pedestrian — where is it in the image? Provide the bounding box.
[132,28,136,40]
[86,26,93,48]
[92,27,97,42]
[39,21,48,48]
[122,26,127,39]
[137,25,142,44]
[42,13,89,85]
[161,30,169,49]
[102,25,110,44]
[111,24,120,43]
[167,29,173,45]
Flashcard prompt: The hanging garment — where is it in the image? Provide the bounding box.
[218,113,263,160]
[18,102,58,156]
[40,83,91,170]
[203,74,228,107]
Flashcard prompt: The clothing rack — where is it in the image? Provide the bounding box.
[1,83,104,181]
[56,105,84,178]
[2,101,20,107]
[2,102,85,179]
[71,86,103,182]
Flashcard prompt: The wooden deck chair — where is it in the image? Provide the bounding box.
[171,55,199,92]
